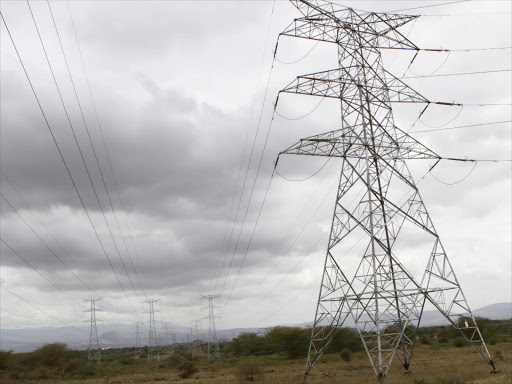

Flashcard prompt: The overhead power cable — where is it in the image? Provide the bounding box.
[390,0,470,13]
[421,11,512,17]
[404,68,511,78]
[219,64,278,299]
[41,1,143,300]
[421,46,512,53]
[1,285,88,334]
[275,40,320,65]
[275,96,325,121]
[275,157,331,182]
[222,166,275,315]
[430,161,478,185]
[61,0,147,298]
[0,10,142,324]
[220,101,278,309]
[0,170,100,297]
[213,0,276,294]
[0,237,84,308]
[410,120,511,133]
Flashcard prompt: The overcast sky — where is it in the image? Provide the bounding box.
[0,0,511,338]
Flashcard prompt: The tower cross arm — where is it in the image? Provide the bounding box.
[279,1,419,51]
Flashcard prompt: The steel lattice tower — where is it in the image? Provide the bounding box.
[191,319,202,352]
[143,299,160,361]
[274,1,496,382]
[83,298,102,362]
[135,321,143,356]
[202,294,221,358]
[162,322,171,354]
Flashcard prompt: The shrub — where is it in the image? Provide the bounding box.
[454,337,465,348]
[438,337,448,344]
[265,327,309,359]
[176,353,198,379]
[29,343,78,368]
[0,350,12,370]
[237,358,264,382]
[340,348,351,363]
[119,357,135,365]
[488,336,498,345]
[327,328,363,353]
[76,363,96,378]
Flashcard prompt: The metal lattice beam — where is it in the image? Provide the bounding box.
[275,1,496,382]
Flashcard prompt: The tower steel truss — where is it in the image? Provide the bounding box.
[202,294,221,358]
[275,1,496,382]
[135,321,143,356]
[84,298,102,362]
[142,299,160,361]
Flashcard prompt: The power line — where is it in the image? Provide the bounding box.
[275,157,331,182]
[0,237,84,308]
[61,0,147,298]
[430,161,478,185]
[37,0,139,296]
[1,285,88,334]
[422,11,512,17]
[0,10,142,324]
[222,166,275,314]
[275,40,320,65]
[390,0,470,13]
[213,0,277,294]
[404,68,511,78]
[0,170,100,297]
[411,120,511,133]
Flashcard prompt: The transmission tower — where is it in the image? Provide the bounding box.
[171,332,177,353]
[162,322,172,354]
[275,1,496,382]
[191,319,202,352]
[83,298,102,362]
[202,294,221,358]
[142,299,160,361]
[135,322,143,356]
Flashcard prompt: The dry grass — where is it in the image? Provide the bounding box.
[10,343,512,384]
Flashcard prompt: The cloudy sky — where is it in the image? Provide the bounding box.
[0,0,510,339]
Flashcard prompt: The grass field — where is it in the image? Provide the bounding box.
[4,343,510,384]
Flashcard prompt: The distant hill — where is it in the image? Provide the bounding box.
[1,302,510,353]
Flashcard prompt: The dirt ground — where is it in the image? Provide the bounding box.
[9,343,512,384]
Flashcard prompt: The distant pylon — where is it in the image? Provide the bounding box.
[83,298,102,362]
[163,322,171,354]
[142,299,160,361]
[202,294,221,358]
[192,319,202,352]
[135,322,143,356]
[171,332,177,353]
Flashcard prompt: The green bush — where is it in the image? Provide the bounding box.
[0,350,12,370]
[119,357,135,365]
[453,337,465,348]
[237,358,264,382]
[438,337,448,344]
[340,348,351,363]
[176,352,198,378]
[327,328,363,353]
[265,327,309,359]
[76,363,96,378]
[28,343,79,368]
